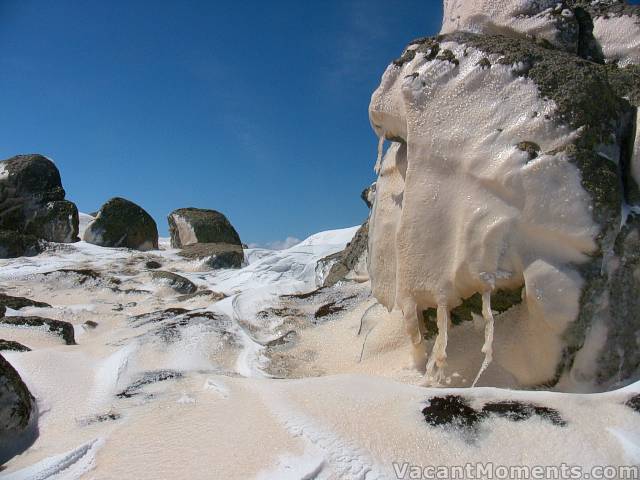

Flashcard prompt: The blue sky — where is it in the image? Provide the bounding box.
[1,1,639,244]
[0,0,441,245]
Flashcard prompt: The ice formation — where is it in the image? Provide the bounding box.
[441,0,577,50]
[367,0,640,388]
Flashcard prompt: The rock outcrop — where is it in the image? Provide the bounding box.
[84,197,158,251]
[0,154,79,257]
[317,189,372,287]
[368,0,640,390]
[0,354,37,464]
[168,208,244,269]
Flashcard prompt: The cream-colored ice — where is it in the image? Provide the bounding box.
[441,0,577,50]
[593,14,640,67]
[368,40,600,385]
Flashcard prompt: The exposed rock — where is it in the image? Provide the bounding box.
[151,271,197,295]
[422,395,566,431]
[176,289,226,302]
[168,208,242,248]
[83,197,158,251]
[145,260,162,269]
[116,370,182,398]
[0,293,51,310]
[368,20,640,388]
[177,242,244,269]
[0,154,79,253]
[317,222,369,287]
[0,316,76,345]
[0,353,37,464]
[0,229,42,258]
[83,320,98,329]
[0,340,31,352]
[361,183,376,209]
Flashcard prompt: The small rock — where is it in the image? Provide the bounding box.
[145,260,162,269]
[151,271,197,295]
[0,316,76,345]
[0,340,31,352]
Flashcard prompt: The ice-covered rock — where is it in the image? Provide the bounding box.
[0,354,36,464]
[441,0,580,52]
[367,23,639,389]
[0,154,79,257]
[83,197,158,251]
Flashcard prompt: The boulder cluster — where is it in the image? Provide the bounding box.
[0,154,245,268]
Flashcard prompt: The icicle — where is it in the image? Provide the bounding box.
[424,304,449,386]
[472,290,495,387]
[374,133,385,174]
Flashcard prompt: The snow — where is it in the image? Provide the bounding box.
[1,224,639,478]
[441,0,571,49]
[168,213,197,246]
[593,14,640,67]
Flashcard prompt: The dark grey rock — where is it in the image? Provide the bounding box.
[178,242,244,269]
[0,230,42,259]
[0,353,37,464]
[83,197,158,251]
[319,221,369,287]
[0,316,76,345]
[0,340,31,352]
[0,154,79,249]
[151,271,197,295]
[145,260,162,269]
[0,293,51,310]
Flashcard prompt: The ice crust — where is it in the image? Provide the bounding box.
[368,41,599,385]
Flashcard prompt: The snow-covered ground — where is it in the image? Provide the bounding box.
[1,226,639,479]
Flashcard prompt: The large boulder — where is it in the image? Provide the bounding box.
[0,230,42,258]
[168,208,241,248]
[0,354,37,464]
[168,208,244,269]
[0,154,79,256]
[84,197,158,251]
[368,11,639,390]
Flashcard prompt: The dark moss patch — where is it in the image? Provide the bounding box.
[436,48,459,66]
[517,141,541,160]
[116,370,182,398]
[482,401,566,426]
[477,57,492,69]
[422,395,484,430]
[0,316,75,345]
[78,411,121,426]
[423,286,523,338]
[423,396,567,432]
[0,340,31,352]
[0,293,50,310]
[393,48,417,67]
[625,395,640,413]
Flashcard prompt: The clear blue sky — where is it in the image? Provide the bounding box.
[0,0,442,245]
